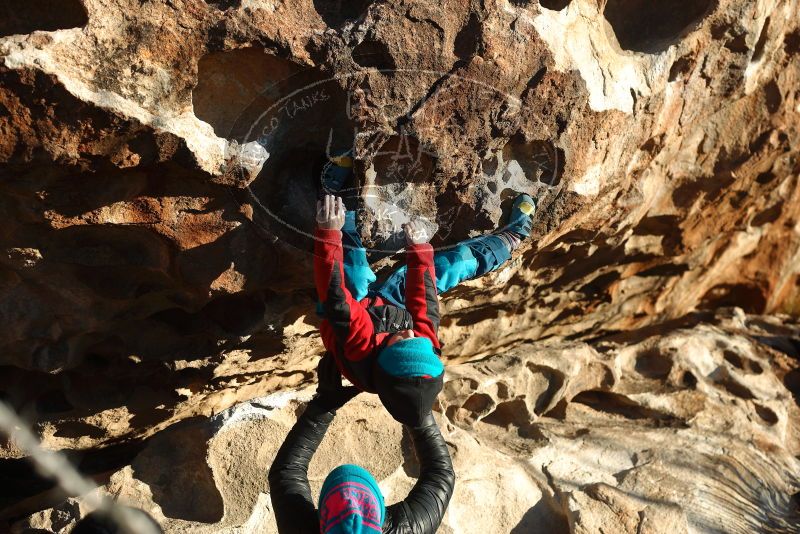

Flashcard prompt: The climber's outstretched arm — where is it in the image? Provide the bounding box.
[403,220,442,348]
[384,414,455,533]
[268,358,360,533]
[314,196,377,381]
[267,397,332,534]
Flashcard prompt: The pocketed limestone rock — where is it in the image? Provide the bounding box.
[1,0,800,531]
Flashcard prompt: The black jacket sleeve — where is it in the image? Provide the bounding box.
[383,414,456,534]
[267,398,335,534]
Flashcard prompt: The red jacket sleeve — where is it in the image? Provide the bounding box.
[314,228,376,364]
[404,243,441,348]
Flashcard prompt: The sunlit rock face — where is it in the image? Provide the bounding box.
[1,0,799,531]
[8,311,800,533]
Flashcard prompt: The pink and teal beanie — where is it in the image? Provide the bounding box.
[319,464,385,533]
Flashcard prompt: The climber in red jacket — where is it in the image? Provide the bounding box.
[314,184,535,427]
[315,194,444,427]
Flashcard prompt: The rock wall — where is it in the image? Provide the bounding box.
[1,0,799,531]
[9,311,800,533]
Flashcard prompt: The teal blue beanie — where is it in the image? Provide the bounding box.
[319,464,385,533]
[377,337,443,378]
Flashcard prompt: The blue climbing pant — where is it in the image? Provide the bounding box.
[341,211,512,308]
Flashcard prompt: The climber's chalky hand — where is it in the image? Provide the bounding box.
[403,219,430,245]
[316,194,346,231]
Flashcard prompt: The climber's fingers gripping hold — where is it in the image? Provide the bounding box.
[403,219,431,245]
[316,194,346,230]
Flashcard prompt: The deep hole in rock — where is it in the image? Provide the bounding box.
[518,423,547,440]
[748,129,774,154]
[636,263,690,278]
[352,39,397,71]
[754,334,800,359]
[539,0,571,10]
[462,393,495,415]
[572,390,686,426]
[85,353,111,370]
[204,0,240,9]
[524,66,549,95]
[633,214,682,238]
[751,201,783,226]
[603,0,714,53]
[528,364,566,415]
[756,171,777,184]
[80,337,126,370]
[496,381,511,400]
[579,271,620,300]
[482,399,531,428]
[723,350,744,369]
[313,0,372,27]
[681,371,698,388]
[713,372,756,400]
[502,134,564,187]
[764,80,782,114]
[754,404,778,426]
[482,156,499,177]
[722,31,749,54]
[784,30,800,56]
[543,398,568,420]
[129,407,173,429]
[554,306,583,322]
[0,0,88,38]
[723,350,763,375]
[698,283,767,314]
[450,302,502,328]
[634,348,673,379]
[669,55,694,82]
[454,13,482,60]
[784,369,800,407]
[672,170,738,209]
[555,228,601,244]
